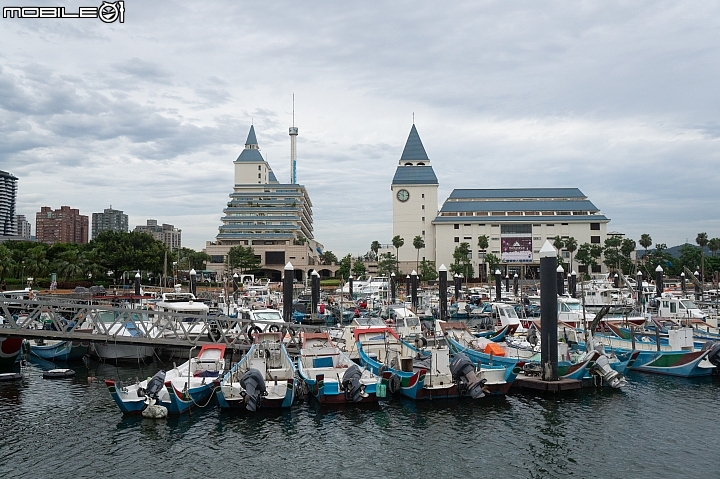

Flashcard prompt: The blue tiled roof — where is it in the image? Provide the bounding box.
[400,124,429,161]
[432,215,609,224]
[391,166,438,185]
[246,125,258,146]
[269,170,278,183]
[440,199,599,213]
[236,148,264,162]
[448,188,585,200]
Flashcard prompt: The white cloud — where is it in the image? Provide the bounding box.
[1,1,719,255]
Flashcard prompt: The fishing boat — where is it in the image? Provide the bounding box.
[28,339,87,362]
[355,327,516,399]
[442,322,602,382]
[217,332,295,411]
[104,343,226,415]
[592,323,719,377]
[297,331,380,405]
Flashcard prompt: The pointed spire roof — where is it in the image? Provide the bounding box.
[236,125,264,162]
[245,125,258,146]
[400,124,429,162]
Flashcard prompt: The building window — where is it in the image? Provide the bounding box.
[454,224,459,229]
[422,230,425,235]
[591,264,602,273]
[464,224,471,227]
[258,165,261,170]
[421,205,425,210]
[454,237,460,243]
[546,224,554,227]
[533,224,541,227]
[422,217,425,222]
[464,236,471,240]
[258,173,261,178]
[590,223,600,230]
[561,223,568,226]
[591,236,601,244]
[422,194,425,198]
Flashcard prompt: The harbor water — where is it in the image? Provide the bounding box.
[1,359,718,478]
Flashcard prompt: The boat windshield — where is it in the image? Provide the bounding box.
[680,300,698,310]
[561,302,582,311]
[254,311,283,321]
[499,306,518,319]
[406,317,420,327]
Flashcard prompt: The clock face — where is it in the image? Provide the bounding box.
[397,189,410,202]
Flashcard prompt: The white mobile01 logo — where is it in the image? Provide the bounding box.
[3,1,124,23]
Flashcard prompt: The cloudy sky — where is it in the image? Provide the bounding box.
[2,1,719,255]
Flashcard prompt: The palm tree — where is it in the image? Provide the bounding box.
[477,235,489,282]
[565,237,577,273]
[0,244,14,283]
[392,235,404,274]
[370,240,380,261]
[709,238,720,257]
[639,234,652,263]
[413,235,425,273]
[697,232,708,289]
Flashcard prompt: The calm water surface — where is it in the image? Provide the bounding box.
[1,359,718,478]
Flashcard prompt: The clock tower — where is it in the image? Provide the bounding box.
[391,124,438,272]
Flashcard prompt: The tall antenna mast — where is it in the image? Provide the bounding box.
[289,94,298,184]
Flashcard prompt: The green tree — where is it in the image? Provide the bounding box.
[352,261,366,278]
[620,238,637,275]
[697,232,709,282]
[603,236,622,272]
[644,243,671,276]
[708,238,720,257]
[91,231,169,281]
[57,248,88,281]
[484,253,501,275]
[319,251,338,265]
[418,260,437,282]
[377,252,397,277]
[565,237,578,273]
[678,244,702,277]
[553,236,566,270]
[450,242,473,279]
[392,235,404,273]
[477,235,489,281]
[639,234,652,263]
[337,254,353,280]
[228,245,260,274]
[575,242,603,279]
[413,235,425,274]
[0,244,15,282]
[370,241,380,261]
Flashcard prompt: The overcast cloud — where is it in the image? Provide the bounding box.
[1,1,719,255]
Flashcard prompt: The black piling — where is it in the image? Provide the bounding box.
[694,271,700,300]
[569,271,576,298]
[495,270,502,301]
[681,272,686,296]
[311,270,319,317]
[613,273,619,289]
[513,273,519,296]
[637,272,643,308]
[556,266,565,296]
[411,271,418,311]
[406,275,411,302]
[134,272,141,296]
[454,274,460,301]
[348,275,354,302]
[439,265,448,321]
[655,266,663,298]
[390,272,396,303]
[505,274,510,293]
[232,273,239,302]
[540,242,558,381]
[283,263,294,323]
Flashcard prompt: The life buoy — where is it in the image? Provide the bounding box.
[387,373,401,394]
[288,327,297,337]
[247,325,262,342]
[268,324,281,333]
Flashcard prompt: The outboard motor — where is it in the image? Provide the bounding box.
[592,338,606,355]
[240,368,267,412]
[340,364,368,402]
[139,370,166,408]
[590,355,626,389]
[703,341,720,368]
[450,353,485,399]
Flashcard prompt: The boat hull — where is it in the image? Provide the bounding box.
[217,379,295,409]
[0,337,23,366]
[92,343,154,362]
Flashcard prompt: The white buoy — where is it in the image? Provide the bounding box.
[142,404,168,419]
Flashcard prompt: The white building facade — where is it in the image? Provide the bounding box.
[390,125,610,279]
[204,126,326,282]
